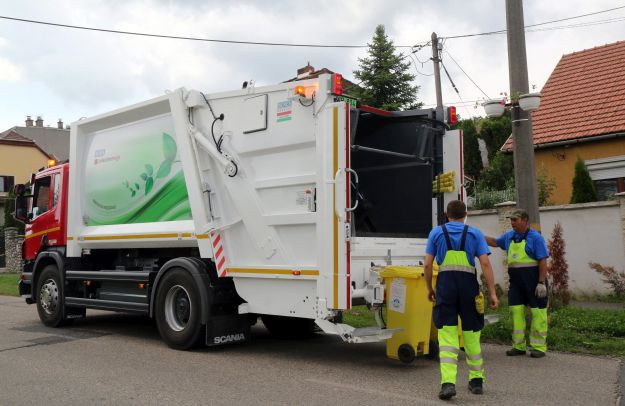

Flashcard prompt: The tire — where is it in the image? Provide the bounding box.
[155,268,204,350]
[260,315,316,339]
[36,265,71,327]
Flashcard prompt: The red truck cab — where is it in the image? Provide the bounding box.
[16,163,68,297]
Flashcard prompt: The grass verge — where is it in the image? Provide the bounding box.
[344,303,625,356]
[0,273,20,297]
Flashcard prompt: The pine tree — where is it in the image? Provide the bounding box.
[352,25,420,111]
[570,156,597,203]
[548,222,570,306]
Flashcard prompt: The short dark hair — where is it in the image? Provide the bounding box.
[446,200,467,220]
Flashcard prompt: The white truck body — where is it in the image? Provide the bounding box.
[66,74,462,322]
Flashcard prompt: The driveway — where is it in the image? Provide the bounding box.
[0,296,621,405]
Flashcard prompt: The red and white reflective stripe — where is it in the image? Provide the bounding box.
[210,232,227,277]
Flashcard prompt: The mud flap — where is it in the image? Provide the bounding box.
[206,314,251,346]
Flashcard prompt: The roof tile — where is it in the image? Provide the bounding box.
[503,40,625,150]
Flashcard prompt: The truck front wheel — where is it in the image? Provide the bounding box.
[36,265,71,327]
[155,269,204,350]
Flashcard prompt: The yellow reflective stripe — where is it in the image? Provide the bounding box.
[81,233,197,241]
[24,226,61,240]
[67,236,74,241]
[227,268,319,276]
[439,346,459,354]
[512,329,525,335]
[440,357,458,365]
[332,106,339,309]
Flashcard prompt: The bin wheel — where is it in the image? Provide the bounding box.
[398,344,416,364]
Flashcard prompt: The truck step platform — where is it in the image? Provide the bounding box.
[65,297,149,314]
[315,319,402,344]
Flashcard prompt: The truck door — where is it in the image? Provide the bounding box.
[24,172,63,260]
[318,102,353,312]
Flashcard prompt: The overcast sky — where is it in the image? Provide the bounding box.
[1,0,624,130]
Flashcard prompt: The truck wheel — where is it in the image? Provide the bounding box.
[260,315,316,339]
[155,269,203,350]
[36,265,71,327]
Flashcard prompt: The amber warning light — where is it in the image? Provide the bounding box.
[294,85,306,96]
[47,159,56,167]
[332,73,343,95]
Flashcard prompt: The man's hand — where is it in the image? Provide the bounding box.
[535,282,547,298]
[489,292,499,310]
[427,288,436,302]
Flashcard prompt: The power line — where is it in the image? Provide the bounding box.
[2,5,624,49]
[0,15,416,48]
[444,51,490,99]
[441,5,625,39]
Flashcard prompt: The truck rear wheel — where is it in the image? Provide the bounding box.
[155,268,204,350]
[260,315,316,339]
[36,265,72,327]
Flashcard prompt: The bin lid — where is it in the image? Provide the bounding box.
[379,265,437,279]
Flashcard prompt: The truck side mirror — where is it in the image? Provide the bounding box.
[14,194,29,223]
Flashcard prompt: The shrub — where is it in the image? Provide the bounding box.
[570,156,597,203]
[548,222,570,306]
[589,262,625,298]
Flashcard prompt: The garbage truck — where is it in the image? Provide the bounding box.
[14,73,464,356]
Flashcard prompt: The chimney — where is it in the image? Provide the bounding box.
[297,62,315,79]
[35,116,43,127]
[57,119,63,129]
[25,115,33,127]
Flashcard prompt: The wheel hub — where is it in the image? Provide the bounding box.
[39,279,59,315]
[164,285,192,332]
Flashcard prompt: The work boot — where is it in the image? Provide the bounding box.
[530,349,546,358]
[438,383,456,400]
[468,378,483,395]
[506,348,526,356]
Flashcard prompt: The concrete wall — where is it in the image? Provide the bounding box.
[534,137,625,205]
[467,199,625,295]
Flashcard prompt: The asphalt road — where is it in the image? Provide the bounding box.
[0,295,621,406]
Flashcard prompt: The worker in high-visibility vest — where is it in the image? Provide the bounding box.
[486,208,549,358]
[425,200,499,401]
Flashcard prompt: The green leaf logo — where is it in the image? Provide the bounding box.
[163,133,177,162]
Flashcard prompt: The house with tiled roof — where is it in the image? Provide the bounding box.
[502,40,625,204]
[0,122,56,226]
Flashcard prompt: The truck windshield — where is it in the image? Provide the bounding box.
[350,109,442,238]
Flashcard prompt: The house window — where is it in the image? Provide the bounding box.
[0,175,15,193]
[585,156,625,200]
[593,178,624,200]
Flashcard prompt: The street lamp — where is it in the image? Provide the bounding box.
[482,92,541,123]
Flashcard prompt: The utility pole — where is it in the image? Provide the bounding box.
[505,0,541,230]
[431,32,444,120]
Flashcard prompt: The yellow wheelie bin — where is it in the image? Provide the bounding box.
[380,265,464,363]
[380,265,437,363]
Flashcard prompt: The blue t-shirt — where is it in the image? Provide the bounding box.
[426,221,491,266]
[496,228,549,260]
